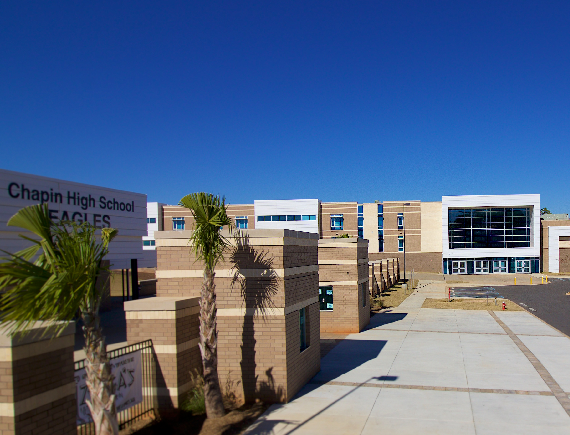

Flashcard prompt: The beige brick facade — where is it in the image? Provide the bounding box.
[161,199,445,273]
[320,202,358,239]
[369,252,441,273]
[318,238,370,333]
[540,219,570,273]
[163,204,254,233]
[0,323,77,435]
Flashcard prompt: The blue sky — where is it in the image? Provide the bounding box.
[1,1,569,211]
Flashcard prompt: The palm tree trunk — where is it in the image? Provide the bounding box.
[199,268,226,418]
[83,311,119,435]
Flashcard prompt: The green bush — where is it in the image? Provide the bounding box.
[181,370,206,415]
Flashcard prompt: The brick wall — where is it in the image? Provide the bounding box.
[162,204,255,233]
[559,248,570,274]
[0,322,76,435]
[369,252,441,273]
[125,298,201,409]
[540,220,570,272]
[320,202,359,239]
[152,229,320,404]
[318,238,370,334]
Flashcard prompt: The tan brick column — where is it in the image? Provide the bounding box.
[0,322,76,435]
[124,297,201,409]
[318,238,370,333]
[154,228,321,404]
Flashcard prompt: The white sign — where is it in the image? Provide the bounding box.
[0,168,148,268]
[75,350,143,425]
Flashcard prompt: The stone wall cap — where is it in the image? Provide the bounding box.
[155,228,320,241]
[155,230,193,239]
[0,321,75,347]
[319,238,369,247]
[124,296,200,311]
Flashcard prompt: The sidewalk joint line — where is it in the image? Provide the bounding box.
[308,380,556,396]
[488,310,570,417]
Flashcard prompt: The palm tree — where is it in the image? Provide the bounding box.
[179,192,233,418]
[0,204,119,435]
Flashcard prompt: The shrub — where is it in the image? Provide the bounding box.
[181,370,206,415]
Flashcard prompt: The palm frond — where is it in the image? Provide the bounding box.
[0,204,117,337]
[179,192,233,270]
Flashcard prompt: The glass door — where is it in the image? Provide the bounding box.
[516,260,531,273]
[475,260,489,274]
[493,260,507,273]
[452,260,467,274]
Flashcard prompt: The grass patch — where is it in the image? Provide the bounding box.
[180,370,206,416]
[371,280,418,310]
[422,298,525,311]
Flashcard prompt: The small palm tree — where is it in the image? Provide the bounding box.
[179,192,233,418]
[0,204,119,435]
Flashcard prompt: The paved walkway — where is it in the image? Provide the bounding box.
[246,281,570,434]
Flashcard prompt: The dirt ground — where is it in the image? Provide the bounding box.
[122,402,269,435]
[422,297,524,311]
[371,280,418,311]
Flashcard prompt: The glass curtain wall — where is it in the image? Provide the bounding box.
[448,207,531,249]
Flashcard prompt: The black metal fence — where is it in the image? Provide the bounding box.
[75,340,157,434]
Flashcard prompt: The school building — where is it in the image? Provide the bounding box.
[145,193,570,275]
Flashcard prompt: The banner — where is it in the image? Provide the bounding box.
[75,350,143,425]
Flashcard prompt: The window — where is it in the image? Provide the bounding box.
[300,307,309,352]
[378,204,384,252]
[319,286,333,311]
[235,216,248,229]
[142,240,156,247]
[475,260,489,274]
[397,213,404,230]
[516,260,531,273]
[398,235,404,252]
[330,214,344,231]
[357,205,363,238]
[493,260,507,273]
[147,218,156,224]
[448,207,532,249]
[172,217,185,230]
[452,260,467,274]
[258,215,315,222]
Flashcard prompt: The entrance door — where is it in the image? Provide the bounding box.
[475,260,489,274]
[516,260,531,273]
[452,260,467,274]
[493,260,507,273]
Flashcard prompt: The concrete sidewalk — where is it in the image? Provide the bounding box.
[246,281,570,435]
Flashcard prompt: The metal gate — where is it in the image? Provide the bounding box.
[75,340,157,434]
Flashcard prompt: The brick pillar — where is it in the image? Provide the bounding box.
[385,259,391,287]
[0,322,76,435]
[124,297,201,409]
[379,261,385,292]
[154,228,321,404]
[318,238,370,333]
[396,258,400,281]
